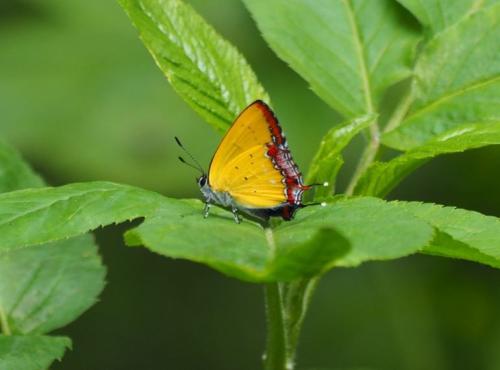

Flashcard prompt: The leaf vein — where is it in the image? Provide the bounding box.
[342,0,374,113]
[407,75,500,121]
[8,262,45,323]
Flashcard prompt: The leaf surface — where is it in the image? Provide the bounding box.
[126,208,351,281]
[124,200,273,281]
[126,198,433,281]
[118,0,268,132]
[0,182,436,281]
[0,335,70,370]
[244,0,420,117]
[383,4,500,149]
[282,197,434,267]
[401,201,500,266]
[126,196,434,276]
[0,235,106,335]
[356,122,500,196]
[0,143,106,367]
[396,0,499,33]
[0,182,163,253]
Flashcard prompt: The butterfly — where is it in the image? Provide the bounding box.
[177,100,324,223]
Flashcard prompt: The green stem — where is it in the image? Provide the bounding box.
[383,83,414,134]
[0,304,11,335]
[263,279,320,370]
[282,278,319,361]
[264,283,287,370]
[345,80,415,195]
[345,120,380,195]
[262,75,413,368]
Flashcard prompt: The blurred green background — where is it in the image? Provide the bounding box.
[1,1,500,369]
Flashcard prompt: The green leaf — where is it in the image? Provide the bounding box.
[0,143,105,366]
[356,122,500,196]
[0,182,345,282]
[0,141,43,193]
[244,0,420,117]
[0,182,269,281]
[306,114,376,198]
[0,335,70,370]
[128,196,434,278]
[0,182,434,281]
[0,234,106,335]
[0,182,164,253]
[383,4,500,150]
[400,201,500,267]
[396,0,499,34]
[118,0,269,132]
[124,200,272,281]
[0,144,107,335]
[126,209,351,281]
[269,229,350,280]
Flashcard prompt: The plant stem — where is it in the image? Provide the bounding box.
[264,283,287,370]
[345,121,380,195]
[383,83,414,134]
[282,278,319,362]
[0,304,11,335]
[263,279,319,370]
[262,78,415,369]
[345,80,415,195]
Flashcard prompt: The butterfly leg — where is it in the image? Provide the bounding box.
[203,202,212,218]
[231,207,241,224]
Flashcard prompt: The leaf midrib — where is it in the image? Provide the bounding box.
[342,0,374,113]
[466,0,486,18]
[404,74,500,122]
[21,252,72,334]
[0,303,11,335]
[265,228,277,258]
[7,261,45,330]
[0,188,117,227]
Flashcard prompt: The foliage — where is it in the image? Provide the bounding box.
[0,142,106,369]
[355,122,500,197]
[0,183,438,282]
[244,0,420,117]
[383,3,500,149]
[0,0,499,369]
[396,0,500,34]
[306,114,375,198]
[0,335,70,370]
[118,0,269,132]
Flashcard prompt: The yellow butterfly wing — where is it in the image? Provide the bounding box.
[208,101,287,208]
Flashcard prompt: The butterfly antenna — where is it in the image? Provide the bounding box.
[303,181,330,190]
[178,156,203,173]
[301,201,328,208]
[175,136,205,174]
[306,182,330,187]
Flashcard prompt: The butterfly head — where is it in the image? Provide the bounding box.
[197,174,214,201]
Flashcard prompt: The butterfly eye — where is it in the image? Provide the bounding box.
[198,176,207,187]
